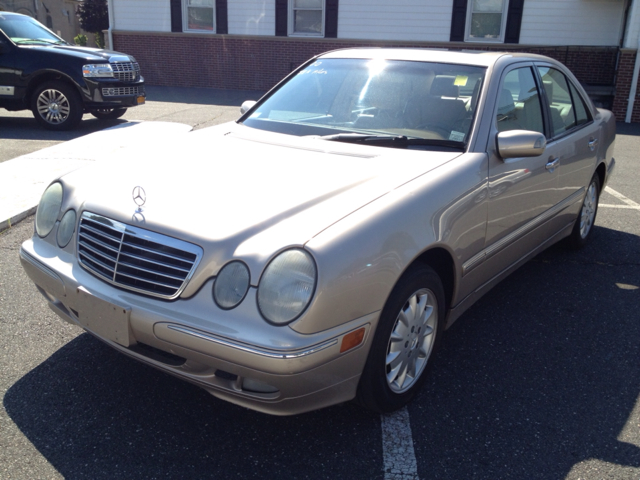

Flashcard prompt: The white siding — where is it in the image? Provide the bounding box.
[623,0,640,48]
[113,0,171,32]
[519,0,625,46]
[338,0,452,42]
[228,0,276,36]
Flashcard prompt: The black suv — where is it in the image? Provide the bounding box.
[0,12,145,130]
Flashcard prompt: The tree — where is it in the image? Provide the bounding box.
[77,0,108,48]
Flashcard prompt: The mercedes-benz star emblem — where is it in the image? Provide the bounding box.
[132,186,146,208]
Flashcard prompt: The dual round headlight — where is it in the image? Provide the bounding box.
[213,248,317,325]
[257,249,316,325]
[35,182,76,247]
[35,183,63,237]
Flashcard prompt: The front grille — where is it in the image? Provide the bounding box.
[77,212,202,299]
[111,62,141,82]
[102,86,140,97]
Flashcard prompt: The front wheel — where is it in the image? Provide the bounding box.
[91,108,127,120]
[567,173,600,249]
[31,81,83,131]
[357,265,445,413]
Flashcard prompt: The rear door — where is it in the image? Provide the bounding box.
[535,64,599,227]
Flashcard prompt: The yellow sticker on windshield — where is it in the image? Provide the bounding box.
[454,75,468,86]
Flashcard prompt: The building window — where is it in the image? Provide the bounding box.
[466,0,509,42]
[290,0,324,36]
[183,0,215,32]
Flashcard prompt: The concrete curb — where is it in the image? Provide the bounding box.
[0,121,193,233]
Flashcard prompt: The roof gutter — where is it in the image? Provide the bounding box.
[106,0,114,51]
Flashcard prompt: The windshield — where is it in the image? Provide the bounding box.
[0,13,66,45]
[241,58,486,148]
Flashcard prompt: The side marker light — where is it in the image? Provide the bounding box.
[340,327,366,353]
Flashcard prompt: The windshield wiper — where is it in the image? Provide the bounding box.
[319,133,464,149]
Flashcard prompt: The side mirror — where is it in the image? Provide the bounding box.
[496,130,546,159]
[240,100,256,115]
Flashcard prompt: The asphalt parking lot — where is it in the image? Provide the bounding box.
[1,89,639,479]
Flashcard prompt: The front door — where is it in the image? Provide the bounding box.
[481,64,564,276]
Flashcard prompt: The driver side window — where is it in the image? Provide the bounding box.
[496,67,544,134]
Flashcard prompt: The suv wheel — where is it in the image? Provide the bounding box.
[31,81,83,131]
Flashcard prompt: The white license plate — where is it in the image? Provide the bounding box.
[75,287,131,347]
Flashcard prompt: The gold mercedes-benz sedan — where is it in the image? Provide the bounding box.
[20,48,615,415]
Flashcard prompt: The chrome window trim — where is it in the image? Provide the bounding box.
[166,324,339,359]
[462,187,585,275]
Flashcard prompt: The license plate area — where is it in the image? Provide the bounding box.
[75,287,132,347]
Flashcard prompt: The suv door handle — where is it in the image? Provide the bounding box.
[588,137,598,151]
[545,157,559,171]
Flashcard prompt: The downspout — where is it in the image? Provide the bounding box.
[107,0,115,51]
[625,37,640,123]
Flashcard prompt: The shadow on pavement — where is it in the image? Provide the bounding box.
[616,121,640,136]
[4,226,639,479]
[4,336,382,479]
[410,225,640,478]
[0,115,126,142]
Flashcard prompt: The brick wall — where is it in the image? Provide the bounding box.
[613,49,640,122]
[113,32,637,121]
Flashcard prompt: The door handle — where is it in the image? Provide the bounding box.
[545,157,559,171]
[588,137,598,151]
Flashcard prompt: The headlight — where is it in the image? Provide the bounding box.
[257,249,316,325]
[82,64,114,78]
[35,182,63,237]
[213,261,250,309]
[56,209,77,247]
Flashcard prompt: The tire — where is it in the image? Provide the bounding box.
[31,81,83,131]
[91,108,127,120]
[567,173,600,249]
[357,264,445,413]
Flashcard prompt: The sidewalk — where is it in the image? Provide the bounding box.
[0,121,192,232]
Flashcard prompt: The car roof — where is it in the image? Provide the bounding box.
[318,48,549,68]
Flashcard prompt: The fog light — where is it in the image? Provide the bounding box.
[242,378,278,393]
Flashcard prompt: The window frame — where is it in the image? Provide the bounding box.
[465,0,510,43]
[288,0,325,37]
[182,0,216,34]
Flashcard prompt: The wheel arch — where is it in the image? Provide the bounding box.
[26,71,82,104]
[406,246,456,313]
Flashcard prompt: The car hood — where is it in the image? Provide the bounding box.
[24,44,135,62]
[61,124,461,289]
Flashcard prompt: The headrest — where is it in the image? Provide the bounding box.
[497,88,516,116]
[431,76,459,97]
[543,80,554,102]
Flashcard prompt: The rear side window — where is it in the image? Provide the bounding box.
[537,67,591,137]
[568,81,590,126]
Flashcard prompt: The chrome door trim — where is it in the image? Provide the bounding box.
[462,187,584,276]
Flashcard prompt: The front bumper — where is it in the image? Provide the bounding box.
[82,77,146,109]
[20,238,377,415]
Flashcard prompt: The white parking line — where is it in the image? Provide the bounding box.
[601,187,640,210]
[381,407,419,479]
